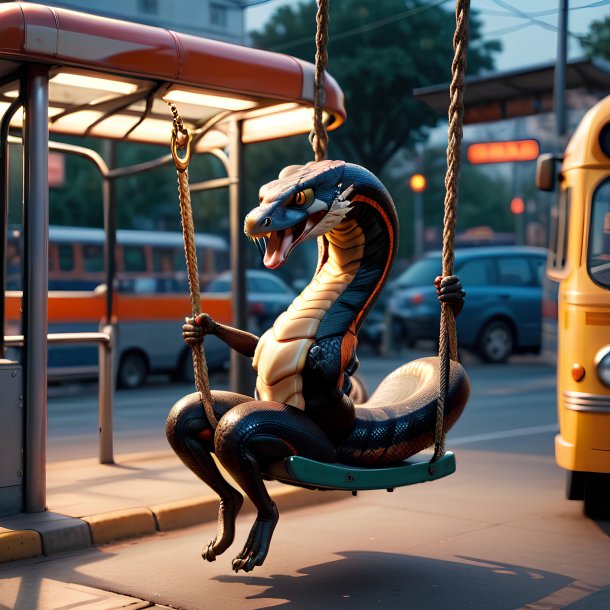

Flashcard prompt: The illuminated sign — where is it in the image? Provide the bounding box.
[467,139,540,164]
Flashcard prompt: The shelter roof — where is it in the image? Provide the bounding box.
[0,2,346,148]
[413,58,610,124]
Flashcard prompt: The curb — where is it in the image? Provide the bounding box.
[0,485,348,564]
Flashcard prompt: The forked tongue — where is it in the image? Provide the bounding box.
[263,229,294,269]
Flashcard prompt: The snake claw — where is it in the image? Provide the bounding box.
[231,507,279,573]
[201,542,217,562]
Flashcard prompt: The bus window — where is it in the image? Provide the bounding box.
[58,243,74,272]
[6,240,21,289]
[548,188,570,273]
[123,245,147,273]
[152,247,185,292]
[588,178,610,288]
[83,244,104,273]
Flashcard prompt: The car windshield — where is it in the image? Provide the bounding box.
[394,256,442,289]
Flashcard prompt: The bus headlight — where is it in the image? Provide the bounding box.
[595,346,610,386]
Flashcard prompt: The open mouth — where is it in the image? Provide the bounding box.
[252,211,325,269]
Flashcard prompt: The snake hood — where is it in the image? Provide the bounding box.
[244,160,355,269]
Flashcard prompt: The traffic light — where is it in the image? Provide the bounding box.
[510,197,525,215]
[409,173,427,192]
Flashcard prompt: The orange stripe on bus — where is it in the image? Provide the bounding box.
[5,291,233,324]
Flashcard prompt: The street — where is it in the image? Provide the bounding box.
[3,351,609,609]
[47,350,557,463]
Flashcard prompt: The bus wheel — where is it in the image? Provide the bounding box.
[118,351,148,389]
[477,319,513,363]
[584,473,610,520]
[566,470,586,500]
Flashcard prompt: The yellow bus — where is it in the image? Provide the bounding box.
[537,94,610,519]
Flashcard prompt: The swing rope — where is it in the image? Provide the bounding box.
[311,0,330,162]
[167,102,217,428]
[432,0,470,461]
[167,0,468,463]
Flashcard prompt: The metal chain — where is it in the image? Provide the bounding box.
[311,0,329,162]
[433,0,470,462]
[167,102,217,428]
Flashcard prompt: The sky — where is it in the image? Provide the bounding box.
[244,0,610,73]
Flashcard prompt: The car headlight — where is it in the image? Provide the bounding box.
[595,345,610,386]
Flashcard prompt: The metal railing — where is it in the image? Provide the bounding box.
[4,327,115,464]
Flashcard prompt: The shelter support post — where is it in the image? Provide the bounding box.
[23,67,49,513]
[554,0,568,142]
[228,119,254,395]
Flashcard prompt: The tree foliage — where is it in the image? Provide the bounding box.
[251,0,501,176]
[580,15,610,61]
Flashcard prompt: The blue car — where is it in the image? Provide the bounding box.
[387,246,548,363]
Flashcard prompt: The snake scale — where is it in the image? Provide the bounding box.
[166,160,470,572]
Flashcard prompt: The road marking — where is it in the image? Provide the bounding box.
[450,423,559,446]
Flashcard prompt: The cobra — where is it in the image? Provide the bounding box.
[166,160,470,573]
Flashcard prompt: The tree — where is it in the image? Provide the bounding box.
[251,0,501,177]
[580,15,610,61]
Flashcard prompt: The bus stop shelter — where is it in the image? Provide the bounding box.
[0,1,346,516]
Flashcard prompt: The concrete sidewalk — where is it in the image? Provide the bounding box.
[0,450,347,564]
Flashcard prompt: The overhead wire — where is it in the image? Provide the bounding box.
[268,0,452,51]
[263,0,609,51]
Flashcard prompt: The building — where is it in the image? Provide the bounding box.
[22,0,250,45]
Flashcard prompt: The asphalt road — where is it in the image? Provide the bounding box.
[5,351,610,609]
[47,349,557,463]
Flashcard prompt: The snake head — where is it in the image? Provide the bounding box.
[244,160,353,269]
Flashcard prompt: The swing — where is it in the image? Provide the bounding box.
[168,1,471,496]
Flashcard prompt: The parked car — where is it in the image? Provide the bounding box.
[387,246,548,363]
[205,269,297,333]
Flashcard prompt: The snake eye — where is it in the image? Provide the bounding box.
[294,188,314,207]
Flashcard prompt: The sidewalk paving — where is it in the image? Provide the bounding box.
[0,449,347,564]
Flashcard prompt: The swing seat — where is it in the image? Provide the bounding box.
[262,356,469,492]
[264,451,456,492]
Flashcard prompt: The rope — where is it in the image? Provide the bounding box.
[311,0,330,162]
[167,102,218,428]
[432,0,469,461]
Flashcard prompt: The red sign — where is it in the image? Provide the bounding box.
[48,152,65,188]
[467,139,540,165]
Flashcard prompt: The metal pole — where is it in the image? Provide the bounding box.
[0,96,23,357]
[554,0,569,142]
[102,141,117,326]
[414,191,423,259]
[98,325,114,464]
[100,140,117,464]
[22,67,49,513]
[228,119,253,395]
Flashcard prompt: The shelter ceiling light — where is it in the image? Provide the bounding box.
[164,89,257,111]
[242,106,327,143]
[0,103,64,124]
[50,73,139,95]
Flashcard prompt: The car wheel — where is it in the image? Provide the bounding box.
[584,473,610,519]
[117,351,148,389]
[477,319,513,363]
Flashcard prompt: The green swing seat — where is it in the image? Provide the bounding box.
[264,451,456,492]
